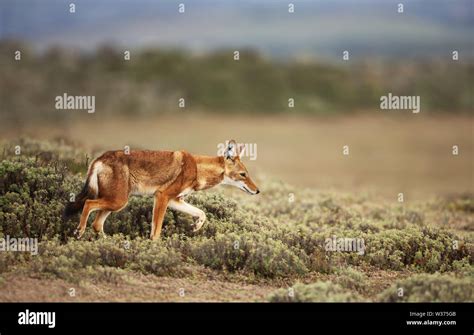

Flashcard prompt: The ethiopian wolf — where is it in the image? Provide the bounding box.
[64,140,259,240]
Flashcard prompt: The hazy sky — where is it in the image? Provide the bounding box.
[1,0,473,58]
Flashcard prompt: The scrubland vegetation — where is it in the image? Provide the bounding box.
[0,139,472,301]
[1,42,472,127]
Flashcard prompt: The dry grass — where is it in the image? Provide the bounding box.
[0,269,277,302]
[3,113,472,199]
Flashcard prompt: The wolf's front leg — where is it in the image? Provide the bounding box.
[168,198,207,232]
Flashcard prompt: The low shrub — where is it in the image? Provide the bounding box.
[378,273,474,302]
[268,282,363,302]
[363,227,471,272]
[27,235,183,281]
[0,157,82,241]
[335,267,369,293]
[188,232,308,278]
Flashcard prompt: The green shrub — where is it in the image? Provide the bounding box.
[363,227,470,272]
[0,250,29,274]
[27,235,183,281]
[104,197,154,239]
[0,157,82,241]
[335,267,369,292]
[127,238,183,276]
[188,232,308,278]
[268,282,363,302]
[451,258,474,276]
[378,274,474,302]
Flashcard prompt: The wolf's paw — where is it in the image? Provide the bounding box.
[73,228,83,239]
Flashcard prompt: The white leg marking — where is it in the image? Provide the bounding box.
[168,199,206,232]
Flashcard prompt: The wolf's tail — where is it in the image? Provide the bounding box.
[63,161,100,219]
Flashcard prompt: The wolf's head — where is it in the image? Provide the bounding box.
[221,140,260,195]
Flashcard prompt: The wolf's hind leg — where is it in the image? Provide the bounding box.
[92,210,112,235]
[75,197,128,239]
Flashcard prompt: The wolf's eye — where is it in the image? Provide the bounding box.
[239,172,247,177]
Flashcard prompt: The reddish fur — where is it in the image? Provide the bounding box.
[71,143,259,240]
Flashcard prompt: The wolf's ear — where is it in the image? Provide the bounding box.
[224,140,238,160]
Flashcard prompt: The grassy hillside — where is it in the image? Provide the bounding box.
[0,139,472,301]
